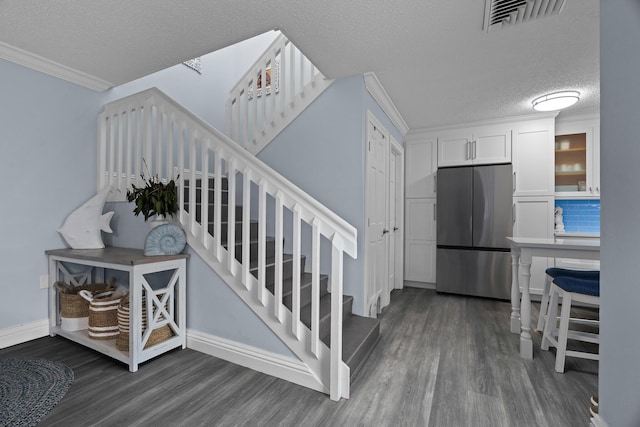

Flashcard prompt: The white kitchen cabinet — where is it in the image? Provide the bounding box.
[512,196,554,295]
[555,115,600,198]
[437,125,511,167]
[404,198,436,283]
[405,136,437,198]
[512,118,555,197]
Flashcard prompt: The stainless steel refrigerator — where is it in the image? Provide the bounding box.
[436,163,512,299]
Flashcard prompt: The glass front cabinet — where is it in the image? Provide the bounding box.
[555,116,600,198]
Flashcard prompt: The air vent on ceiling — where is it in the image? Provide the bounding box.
[483,0,565,31]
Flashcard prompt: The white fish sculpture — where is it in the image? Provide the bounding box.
[58,186,115,249]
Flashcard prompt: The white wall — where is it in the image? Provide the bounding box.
[599,1,640,425]
[0,58,103,329]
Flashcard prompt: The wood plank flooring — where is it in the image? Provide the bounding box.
[0,288,598,426]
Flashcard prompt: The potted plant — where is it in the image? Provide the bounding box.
[126,173,180,225]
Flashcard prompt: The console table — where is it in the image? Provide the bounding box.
[46,247,189,372]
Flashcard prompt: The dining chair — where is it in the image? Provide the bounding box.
[541,276,600,373]
[536,267,600,332]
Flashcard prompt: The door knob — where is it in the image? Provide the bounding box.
[393,226,399,231]
[382,229,389,234]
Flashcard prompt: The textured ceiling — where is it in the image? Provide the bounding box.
[0,0,599,131]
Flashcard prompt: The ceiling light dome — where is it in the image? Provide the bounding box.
[532,91,580,111]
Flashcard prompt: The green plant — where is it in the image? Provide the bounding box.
[126,173,180,221]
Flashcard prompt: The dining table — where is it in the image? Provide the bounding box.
[506,236,601,359]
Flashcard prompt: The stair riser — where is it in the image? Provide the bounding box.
[281,273,326,310]
[250,257,295,285]
[183,189,229,205]
[229,238,276,263]
[191,205,243,223]
[208,222,259,241]
[189,178,229,190]
[318,298,353,343]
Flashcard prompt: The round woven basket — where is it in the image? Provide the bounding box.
[116,298,173,351]
[59,283,113,318]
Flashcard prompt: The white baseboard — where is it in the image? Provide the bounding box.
[590,414,609,427]
[0,319,49,349]
[186,329,326,394]
[404,281,436,290]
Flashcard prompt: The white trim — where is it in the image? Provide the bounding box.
[364,72,409,136]
[408,112,559,137]
[0,319,49,349]
[389,136,405,291]
[0,41,113,91]
[404,281,436,290]
[590,414,609,427]
[556,112,600,125]
[186,329,327,394]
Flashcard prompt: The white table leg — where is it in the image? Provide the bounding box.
[510,251,521,334]
[519,259,533,360]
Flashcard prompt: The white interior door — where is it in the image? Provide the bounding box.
[388,137,404,295]
[366,115,388,316]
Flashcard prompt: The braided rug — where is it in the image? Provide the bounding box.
[0,358,73,427]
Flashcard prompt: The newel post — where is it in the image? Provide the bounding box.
[329,233,345,401]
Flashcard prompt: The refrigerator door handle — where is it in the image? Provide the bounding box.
[513,172,516,193]
[512,203,516,224]
[433,175,437,193]
[472,140,477,159]
[433,203,437,222]
[466,141,471,160]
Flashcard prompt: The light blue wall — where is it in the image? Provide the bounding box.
[257,75,404,315]
[600,1,640,425]
[1,31,400,358]
[0,59,103,328]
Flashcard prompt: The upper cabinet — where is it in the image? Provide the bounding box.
[512,118,556,197]
[437,125,511,167]
[555,115,600,198]
[405,134,437,198]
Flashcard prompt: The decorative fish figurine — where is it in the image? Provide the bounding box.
[58,186,115,249]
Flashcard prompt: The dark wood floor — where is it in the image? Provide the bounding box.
[1,288,598,427]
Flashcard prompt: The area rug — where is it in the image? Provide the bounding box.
[0,358,73,427]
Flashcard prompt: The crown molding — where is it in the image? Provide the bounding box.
[363,72,409,136]
[407,112,559,137]
[0,41,113,92]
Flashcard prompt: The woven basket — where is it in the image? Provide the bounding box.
[115,298,173,351]
[57,281,115,331]
[59,282,113,318]
[80,290,123,340]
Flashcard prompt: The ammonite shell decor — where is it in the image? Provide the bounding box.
[144,224,186,256]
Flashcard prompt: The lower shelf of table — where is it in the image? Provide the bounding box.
[51,326,185,371]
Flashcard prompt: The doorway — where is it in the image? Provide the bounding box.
[365,112,404,316]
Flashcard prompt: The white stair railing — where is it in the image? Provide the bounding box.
[98,87,356,400]
[226,32,333,155]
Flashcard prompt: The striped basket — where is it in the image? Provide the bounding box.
[116,298,173,351]
[79,290,123,340]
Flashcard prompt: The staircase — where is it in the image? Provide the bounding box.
[98,88,379,400]
[184,177,380,378]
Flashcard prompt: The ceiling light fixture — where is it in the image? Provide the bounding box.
[532,91,580,112]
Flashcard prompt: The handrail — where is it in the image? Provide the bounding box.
[226,32,332,155]
[98,87,356,399]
